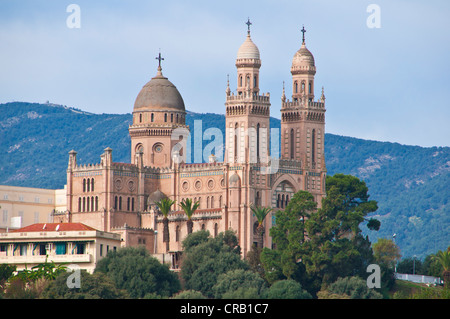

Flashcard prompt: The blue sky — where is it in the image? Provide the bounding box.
[1,0,449,147]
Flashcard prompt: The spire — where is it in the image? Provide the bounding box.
[246,17,252,35]
[155,50,164,76]
[301,25,306,44]
[281,81,286,102]
[226,74,231,96]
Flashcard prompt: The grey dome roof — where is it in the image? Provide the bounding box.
[134,68,185,112]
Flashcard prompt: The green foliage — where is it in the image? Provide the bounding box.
[265,279,312,299]
[41,270,127,299]
[171,290,207,299]
[325,276,383,299]
[372,238,402,269]
[13,258,67,282]
[95,246,181,298]
[155,197,175,218]
[180,230,248,298]
[212,269,268,299]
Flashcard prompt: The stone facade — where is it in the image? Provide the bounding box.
[61,25,327,264]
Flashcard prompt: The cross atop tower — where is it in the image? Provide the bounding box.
[301,25,306,44]
[246,18,252,34]
[155,51,164,68]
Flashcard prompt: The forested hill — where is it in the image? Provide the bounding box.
[0,102,448,258]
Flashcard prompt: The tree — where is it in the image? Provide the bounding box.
[41,270,127,299]
[324,276,383,299]
[212,269,268,299]
[265,279,312,299]
[179,198,200,234]
[432,248,450,288]
[180,230,248,298]
[250,205,272,247]
[262,191,317,282]
[372,238,401,269]
[302,174,379,286]
[95,246,181,298]
[261,174,380,295]
[155,197,176,252]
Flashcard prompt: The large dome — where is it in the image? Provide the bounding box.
[134,68,185,112]
[237,34,260,60]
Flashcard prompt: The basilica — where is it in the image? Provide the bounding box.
[54,23,327,267]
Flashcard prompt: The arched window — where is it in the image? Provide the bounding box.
[114,196,118,210]
[131,198,135,211]
[83,179,86,192]
[239,75,243,87]
[206,196,210,209]
[176,225,180,242]
[95,196,99,211]
[91,178,94,192]
[176,114,179,123]
[214,223,218,237]
[295,81,298,93]
[201,224,206,230]
[290,129,295,159]
[171,113,173,122]
[256,123,260,160]
[78,197,82,212]
[119,197,122,210]
[211,196,214,208]
[83,197,86,212]
[312,129,316,163]
[127,197,130,211]
[151,113,154,122]
[281,194,285,209]
[164,113,167,122]
[285,195,289,207]
[277,194,280,208]
[254,75,257,88]
[87,179,90,192]
[91,197,94,212]
[219,195,222,208]
[86,196,90,212]
[309,82,312,94]
[139,113,142,123]
[302,82,305,92]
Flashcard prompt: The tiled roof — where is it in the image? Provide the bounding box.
[12,223,97,232]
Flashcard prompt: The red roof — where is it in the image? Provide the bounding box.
[12,223,97,232]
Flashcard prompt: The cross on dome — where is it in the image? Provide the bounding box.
[155,51,164,68]
[301,25,306,44]
[246,18,252,34]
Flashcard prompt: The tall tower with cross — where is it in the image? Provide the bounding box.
[280,26,326,202]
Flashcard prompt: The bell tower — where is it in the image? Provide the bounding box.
[225,19,271,165]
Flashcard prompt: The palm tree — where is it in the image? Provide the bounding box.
[155,198,176,252]
[179,198,200,234]
[433,248,450,288]
[250,205,273,247]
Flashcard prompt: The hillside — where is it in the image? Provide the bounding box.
[0,102,448,258]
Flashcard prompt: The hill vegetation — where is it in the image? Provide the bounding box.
[0,101,448,258]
